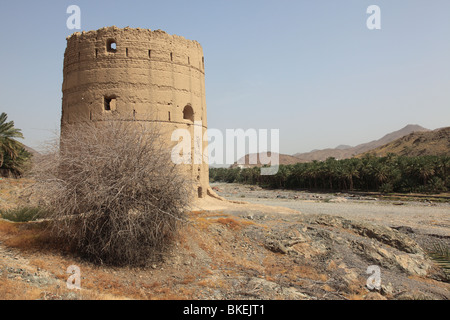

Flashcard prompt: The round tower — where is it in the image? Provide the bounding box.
[61,26,209,198]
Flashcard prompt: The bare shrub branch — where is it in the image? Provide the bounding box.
[32,120,193,266]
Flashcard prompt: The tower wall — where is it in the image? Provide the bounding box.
[61,26,209,197]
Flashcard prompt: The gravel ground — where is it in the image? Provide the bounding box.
[211,182,450,241]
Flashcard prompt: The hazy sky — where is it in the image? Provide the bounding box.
[1,0,449,155]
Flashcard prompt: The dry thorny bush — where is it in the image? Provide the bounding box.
[32,121,193,266]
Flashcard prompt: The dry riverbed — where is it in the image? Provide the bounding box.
[210,182,450,249]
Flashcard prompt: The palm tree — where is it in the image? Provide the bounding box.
[306,161,320,189]
[418,159,435,186]
[276,165,291,188]
[341,159,360,190]
[373,164,389,189]
[0,112,24,168]
[324,157,337,190]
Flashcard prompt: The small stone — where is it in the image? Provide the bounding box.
[264,239,288,254]
[365,292,387,300]
[381,283,394,296]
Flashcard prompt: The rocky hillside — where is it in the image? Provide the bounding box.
[293,124,430,161]
[232,125,431,166]
[22,144,40,156]
[360,127,450,157]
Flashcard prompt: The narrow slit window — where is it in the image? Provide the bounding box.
[95,49,98,58]
[104,98,111,111]
[168,111,171,121]
[148,50,151,58]
[126,48,128,57]
[170,52,173,61]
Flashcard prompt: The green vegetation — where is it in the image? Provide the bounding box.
[427,242,450,277]
[0,112,32,177]
[210,154,450,194]
[0,206,47,222]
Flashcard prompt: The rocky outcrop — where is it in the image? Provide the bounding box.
[309,214,423,254]
[239,211,448,299]
[304,214,432,276]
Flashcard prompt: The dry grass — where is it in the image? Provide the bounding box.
[327,260,338,271]
[178,274,197,285]
[196,278,228,289]
[0,276,43,300]
[344,282,368,300]
[216,217,256,230]
[4,228,52,251]
[0,178,36,211]
[347,293,365,300]
[322,284,335,292]
[0,220,66,254]
[29,258,47,270]
[262,255,328,283]
[0,220,18,234]
[32,121,192,267]
[189,211,258,235]
[216,217,242,230]
[408,275,450,289]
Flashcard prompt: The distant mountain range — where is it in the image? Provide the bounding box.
[231,152,300,168]
[232,124,449,167]
[359,126,450,157]
[22,144,40,156]
[292,124,430,162]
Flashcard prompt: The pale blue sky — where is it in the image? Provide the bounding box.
[1,0,449,155]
